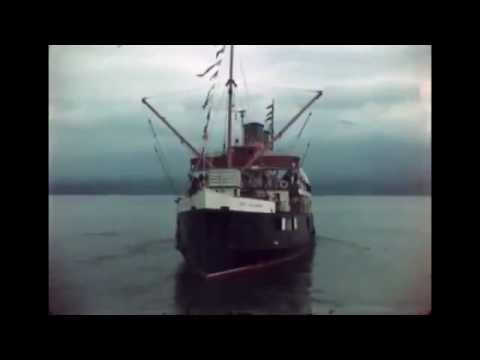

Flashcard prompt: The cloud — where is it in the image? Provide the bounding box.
[339,120,355,127]
[49,45,431,188]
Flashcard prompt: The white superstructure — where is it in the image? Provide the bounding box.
[177,187,276,214]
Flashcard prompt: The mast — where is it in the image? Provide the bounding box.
[226,45,236,167]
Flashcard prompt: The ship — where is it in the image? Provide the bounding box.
[142,45,323,278]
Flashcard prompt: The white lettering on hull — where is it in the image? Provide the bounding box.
[177,188,275,214]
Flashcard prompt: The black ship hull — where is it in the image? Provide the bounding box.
[176,209,316,276]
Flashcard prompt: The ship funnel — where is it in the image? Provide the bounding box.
[243,122,265,147]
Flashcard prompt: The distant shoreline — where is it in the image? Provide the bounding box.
[49,180,430,197]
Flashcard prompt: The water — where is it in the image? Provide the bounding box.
[49,195,431,315]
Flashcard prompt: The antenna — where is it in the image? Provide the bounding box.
[238,109,246,126]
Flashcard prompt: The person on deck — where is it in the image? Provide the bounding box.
[188,175,200,196]
[198,173,206,188]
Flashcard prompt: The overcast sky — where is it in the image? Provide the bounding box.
[49,45,431,187]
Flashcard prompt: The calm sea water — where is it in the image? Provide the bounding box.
[49,195,431,315]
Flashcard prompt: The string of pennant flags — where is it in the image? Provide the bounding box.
[202,84,216,110]
[196,46,274,147]
[265,102,274,121]
[197,59,222,78]
[197,45,227,142]
[215,45,226,59]
[265,101,274,134]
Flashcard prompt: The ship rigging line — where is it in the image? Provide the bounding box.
[154,143,179,195]
[222,88,229,153]
[146,117,180,195]
[238,51,250,111]
[212,83,227,152]
[300,141,311,167]
[198,51,227,171]
[286,111,313,153]
[195,85,227,174]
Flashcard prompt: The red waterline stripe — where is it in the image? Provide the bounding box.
[202,246,310,280]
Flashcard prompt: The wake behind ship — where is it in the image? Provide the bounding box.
[143,45,323,278]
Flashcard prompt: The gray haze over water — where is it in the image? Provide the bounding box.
[49,195,431,315]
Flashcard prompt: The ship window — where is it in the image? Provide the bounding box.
[275,217,282,230]
[277,217,296,231]
[285,217,292,231]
